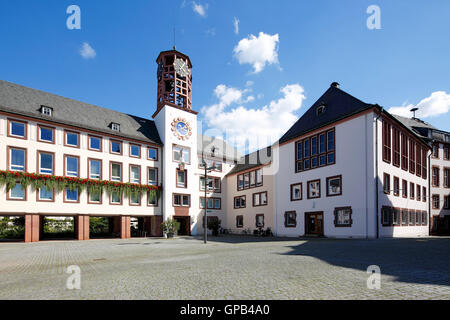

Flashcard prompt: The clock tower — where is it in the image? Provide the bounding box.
[153,48,200,235]
[153,48,195,118]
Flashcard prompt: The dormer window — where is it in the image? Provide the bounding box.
[316,105,326,116]
[41,106,53,117]
[111,123,120,132]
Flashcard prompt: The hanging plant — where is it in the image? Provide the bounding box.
[0,170,161,200]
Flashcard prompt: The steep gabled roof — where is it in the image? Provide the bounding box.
[226,146,272,176]
[0,80,162,145]
[279,84,375,144]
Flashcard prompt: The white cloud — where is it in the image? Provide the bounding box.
[202,84,306,152]
[233,17,240,34]
[388,91,450,118]
[192,2,208,17]
[79,42,96,59]
[233,32,279,73]
[205,28,216,37]
[245,80,254,87]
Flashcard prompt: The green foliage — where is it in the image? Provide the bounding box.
[90,217,110,235]
[0,217,25,239]
[207,218,221,236]
[0,170,161,201]
[161,218,180,235]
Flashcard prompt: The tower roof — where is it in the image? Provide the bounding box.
[156,49,193,68]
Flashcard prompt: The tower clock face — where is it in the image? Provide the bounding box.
[173,58,189,77]
[171,118,192,141]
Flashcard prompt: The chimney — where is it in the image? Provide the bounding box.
[410,107,418,119]
[331,82,340,89]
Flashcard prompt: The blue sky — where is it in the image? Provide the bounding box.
[1,0,449,152]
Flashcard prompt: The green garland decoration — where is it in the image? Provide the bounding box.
[0,170,161,200]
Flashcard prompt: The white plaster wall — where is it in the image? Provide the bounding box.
[430,143,450,219]
[274,113,376,239]
[0,115,161,217]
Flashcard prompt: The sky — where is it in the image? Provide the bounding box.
[1,0,449,153]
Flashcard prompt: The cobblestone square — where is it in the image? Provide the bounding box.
[0,236,449,300]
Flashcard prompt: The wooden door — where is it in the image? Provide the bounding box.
[305,212,324,236]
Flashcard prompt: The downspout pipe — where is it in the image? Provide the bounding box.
[428,149,432,236]
[375,108,383,239]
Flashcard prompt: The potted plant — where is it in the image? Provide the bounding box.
[161,218,180,239]
[207,218,221,237]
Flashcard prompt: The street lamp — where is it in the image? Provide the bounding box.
[200,146,218,244]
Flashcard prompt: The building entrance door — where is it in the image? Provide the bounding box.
[305,212,324,236]
[174,216,190,236]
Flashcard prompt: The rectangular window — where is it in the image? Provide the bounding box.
[110,191,122,204]
[200,197,221,210]
[422,148,427,179]
[65,188,79,202]
[296,128,335,172]
[173,145,190,164]
[236,215,244,228]
[290,183,302,201]
[421,211,427,226]
[38,125,54,143]
[173,194,190,207]
[401,132,408,170]
[89,191,101,204]
[255,169,263,186]
[237,174,244,191]
[89,136,102,151]
[432,144,439,158]
[432,167,440,187]
[9,147,26,171]
[176,169,187,188]
[148,192,157,206]
[130,192,141,206]
[130,165,141,184]
[383,173,390,194]
[65,155,79,177]
[130,144,141,158]
[256,214,264,228]
[200,176,220,193]
[410,182,415,200]
[110,140,122,155]
[65,131,79,147]
[381,206,392,226]
[422,186,426,202]
[409,210,415,226]
[393,127,400,166]
[409,139,415,174]
[444,168,450,188]
[8,119,27,139]
[334,207,352,227]
[416,185,421,202]
[285,211,297,227]
[89,159,102,180]
[444,147,450,160]
[382,120,391,163]
[250,171,256,188]
[234,196,246,209]
[148,147,158,160]
[432,195,440,209]
[416,144,422,177]
[38,152,54,175]
[402,179,407,198]
[444,196,450,210]
[148,168,158,186]
[9,182,25,200]
[326,175,342,197]
[393,177,399,196]
[307,179,321,199]
[110,162,122,182]
[401,209,408,226]
[253,191,268,207]
[243,173,250,189]
[392,208,400,226]
[415,210,421,225]
[38,187,53,201]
